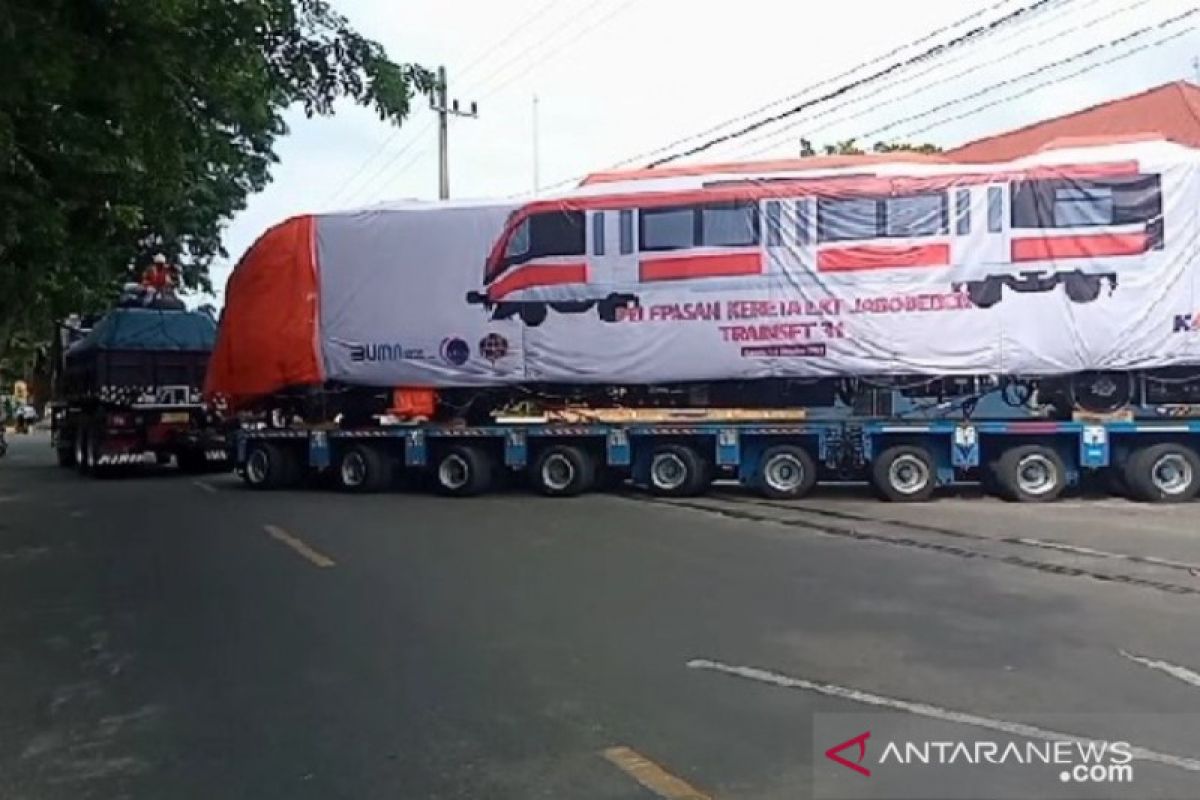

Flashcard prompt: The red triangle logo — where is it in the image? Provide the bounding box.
[825,731,871,777]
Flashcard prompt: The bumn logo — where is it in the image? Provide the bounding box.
[1173,312,1200,333]
[826,731,872,777]
[350,342,405,362]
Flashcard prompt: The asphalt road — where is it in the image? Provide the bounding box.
[2,431,1200,799]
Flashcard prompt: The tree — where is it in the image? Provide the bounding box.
[799,137,942,157]
[0,0,433,370]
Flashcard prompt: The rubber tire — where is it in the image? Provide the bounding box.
[1104,464,1131,499]
[242,442,302,490]
[871,445,937,503]
[647,444,710,498]
[74,425,91,476]
[755,445,818,500]
[56,442,77,468]
[995,445,1067,503]
[433,445,495,497]
[85,424,112,479]
[335,444,395,493]
[1124,444,1200,503]
[531,444,597,497]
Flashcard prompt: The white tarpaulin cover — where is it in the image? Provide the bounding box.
[208,140,1200,402]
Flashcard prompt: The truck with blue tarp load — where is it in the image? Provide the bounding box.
[50,306,230,476]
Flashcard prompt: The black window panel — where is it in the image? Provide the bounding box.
[640,206,696,251]
[526,211,585,259]
[766,201,782,246]
[955,189,970,236]
[592,212,605,256]
[619,210,633,254]
[1011,176,1162,229]
[987,186,1003,232]
[818,197,879,242]
[699,202,759,247]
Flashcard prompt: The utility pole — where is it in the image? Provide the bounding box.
[431,65,479,200]
[532,94,541,195]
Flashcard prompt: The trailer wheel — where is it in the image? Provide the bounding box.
[336,444,395,493]
[242,442,301,490]
[85,424,112,478]
[1124,444,1200,503]
[996,445,1066,502]
[755,445,817,500]
[531,444,596,497]
[434,445,495,497]
[871,445,936,502]
[647,444,710,497]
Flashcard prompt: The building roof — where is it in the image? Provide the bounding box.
[947,81,1200,163]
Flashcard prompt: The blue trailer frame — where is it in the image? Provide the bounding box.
[234,415,1200,503]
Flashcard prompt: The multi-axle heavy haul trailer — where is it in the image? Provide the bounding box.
[233,408,1200,503]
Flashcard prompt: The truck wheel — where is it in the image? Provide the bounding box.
[242,442,301,490]
[1124,444,1200,503]
[1063,272,1101,304]
[755,445,817,500]
[57,439,77,468]
[434,445,495,497]
[996,445,1066,502]
[647,444,710,497]
[531,444,596,497]
[336,444,395,493]
[74,426,91,475]
[85,424,111,478]
[871,445,936,502]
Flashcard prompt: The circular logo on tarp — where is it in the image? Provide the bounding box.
[440,337,470,366]
[479,333,509,363]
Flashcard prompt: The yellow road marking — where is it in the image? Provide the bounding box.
[263,524,336,568]
[602,746,712,800]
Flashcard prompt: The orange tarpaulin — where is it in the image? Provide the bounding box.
[204,215,323,407]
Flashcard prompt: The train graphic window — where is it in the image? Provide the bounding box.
[817,193,948,242]
[1010,175,1162,232]
[494,210,586,277]
[638,202,760,252]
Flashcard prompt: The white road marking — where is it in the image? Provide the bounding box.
[1014,538,1200,572]
[191,480,217,494]
[1119,650,1200,690]
[687,658,1200,773]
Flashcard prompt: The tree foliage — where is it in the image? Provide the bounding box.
[0,0,431,377]
[799,137,942,156]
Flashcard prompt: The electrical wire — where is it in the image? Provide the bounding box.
[724,0,1144,161]
[861,5,1199,141]
[598,0,1023,172]
[645,0,1063,166]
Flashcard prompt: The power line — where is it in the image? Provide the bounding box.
[355,0,636,205]
[530,0,1034,194]
[861,5,1198,140]
[731,0,1149,160]
[599,0,1023,171]
[323,0,591,208]
[645,0,1064,167]
[471,0,637,102]
[892,21,1197,139]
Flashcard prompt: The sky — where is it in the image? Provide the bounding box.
[206,0,1199,304]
